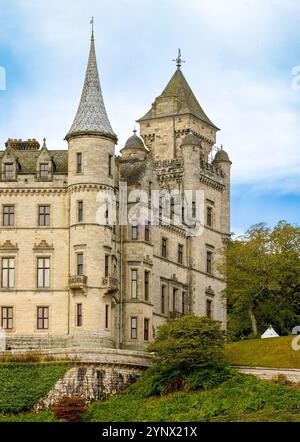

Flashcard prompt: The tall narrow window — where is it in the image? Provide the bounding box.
[144,222,150,242]
[144,271,150,301]
[207,206,213,227]
[76,153,83,173]
[76,303,83,327]
[131,317,137,339]
[77,200,83,222]
[37,306,49,330]
[161,285,166,314]
[40,163,49,178]
[105,254,109,277]
[178,244,183,264]
[131,269,138,299]
[161,237,167,258]
[3,205,14,226]
[77,253,84,276]
[206,299,213,319]
[108,154,113,176]
[144,318,149,341]
[182,292,186,315]
[4,163,14,179]
[131,222,138,240]
[1,306,13,330]
[206,250,213,274]
[38,205,50,226]
[37,257,50,288]
[105,305,109,329]
[1,258,14,288]
[192,201,196,218]
[172,288,177,312]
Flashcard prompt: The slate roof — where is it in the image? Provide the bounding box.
[0,149,68,174]
[66,35,116,141]
[138,68,218,130]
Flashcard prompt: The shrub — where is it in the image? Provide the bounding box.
[147,315,226,373]
[185,366,234,391]
[0,352,56,363]
[52,397,87,422]
[135,316,229,396]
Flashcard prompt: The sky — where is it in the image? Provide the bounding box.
[0,0,299,234]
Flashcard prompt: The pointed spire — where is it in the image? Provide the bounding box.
[138,68,218,130]
[66,29,117,142]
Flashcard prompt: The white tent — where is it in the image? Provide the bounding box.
[261,325,279,339]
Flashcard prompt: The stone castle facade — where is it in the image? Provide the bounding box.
[0,34,231,352]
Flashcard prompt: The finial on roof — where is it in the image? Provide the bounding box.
[90,16,94,40]
[173,48,185,70]
[133,125,137,135]
[42,138,47,149]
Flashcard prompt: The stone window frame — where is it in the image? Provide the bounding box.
[76,152,83,174]
[104,254,110,277]
[131,221,138,240]
[144,270,150,302]
[108,154,113,177]
[130,316,138,340]
[2,162,16,181]
[37,204,51,227]
[205,245,214,275]
[77,200,84,223]
[2,204,15,227]
[36,161,53,181]
[144,317,150,341]
[36,256,51,289]
[181,291,187,315]
[161,283,167,315]
[76,303,83,327]
[130,268,138,299]
[177,243,184,264]
[1,256,15,289]
[36,305,50,331]
[206,298,213,319]
[161,236,168,258]
[1,305,14,331]
[76,252,84,276]
[206,205,213,227]
[105,304,110,330]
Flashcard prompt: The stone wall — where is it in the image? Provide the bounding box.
[34,363,143,411]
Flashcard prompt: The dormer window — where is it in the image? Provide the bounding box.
[40,163,49,178]
[4,163,14,179]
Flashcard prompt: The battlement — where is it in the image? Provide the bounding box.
[5,138,40,151]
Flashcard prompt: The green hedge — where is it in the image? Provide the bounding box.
[0,362,70,413]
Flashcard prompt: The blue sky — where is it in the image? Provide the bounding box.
[0,0,299,234]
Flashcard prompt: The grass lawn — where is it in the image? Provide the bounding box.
[83,374,300,422]
[225,336,300,369]
[0,361,70,414]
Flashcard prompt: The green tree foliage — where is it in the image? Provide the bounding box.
[221,221,300,339]
[138,315,228,395]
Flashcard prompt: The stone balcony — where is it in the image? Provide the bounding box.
[102,276,119,294]
[69,275,87,290]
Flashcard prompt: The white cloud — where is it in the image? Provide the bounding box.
[0,0,300,193]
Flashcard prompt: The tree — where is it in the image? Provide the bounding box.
[220,221,300,339]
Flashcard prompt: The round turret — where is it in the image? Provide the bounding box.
[214,147,231,163]
[121,131,148,160]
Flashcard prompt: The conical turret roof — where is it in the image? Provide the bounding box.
[138,68,218,130]
[66,34,117,141]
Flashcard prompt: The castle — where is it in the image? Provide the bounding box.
[0,32,231,352]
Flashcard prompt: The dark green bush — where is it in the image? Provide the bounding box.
[185,366,234,391]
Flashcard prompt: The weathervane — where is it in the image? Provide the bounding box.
[173,48,185,69]
[90,17,94,39]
